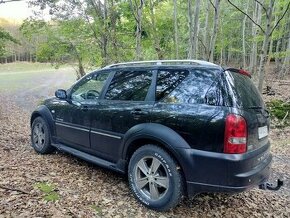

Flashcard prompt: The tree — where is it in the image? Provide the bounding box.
[129,0,145,60]
[209,0,221,62]
[228,0,290,91]
[173,0,179,58]
[0,27,18,58]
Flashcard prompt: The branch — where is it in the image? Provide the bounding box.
[129,0,139,23]
[269,1,290,36]
[209,0,216,10]
[227,0,265,34]
[0,185,30,195]
[253,0,268,16]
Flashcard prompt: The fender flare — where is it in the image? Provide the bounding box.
[30,105,55,137]
[121,123,191,161]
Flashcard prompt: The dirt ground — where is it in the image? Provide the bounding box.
[0,64,290,217]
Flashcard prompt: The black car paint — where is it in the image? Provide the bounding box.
[31,64,271,196]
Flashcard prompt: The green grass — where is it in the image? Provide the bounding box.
[0,62,54,74]
[0,62,75,92]
[34,182,60,202]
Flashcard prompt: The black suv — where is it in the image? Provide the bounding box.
[30,60,272,211]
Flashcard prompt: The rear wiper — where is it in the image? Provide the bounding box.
[248,106,263,109]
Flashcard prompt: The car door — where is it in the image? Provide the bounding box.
[54,71,111,150]
[89,69,155,162]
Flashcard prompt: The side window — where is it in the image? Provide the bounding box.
[157,69,219,104]
[105,70,152,101]
[71,72,110,102]
[156,70,189,101]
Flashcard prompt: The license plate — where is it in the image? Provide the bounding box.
[258,126,268,139]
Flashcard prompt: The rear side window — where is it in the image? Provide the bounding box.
[221,71,264,108]
[157,69,218,104]
[156,70,189,101]
[105,70,152,101]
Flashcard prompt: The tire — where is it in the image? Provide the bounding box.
[31,116,55,154]
[128,145,184,211]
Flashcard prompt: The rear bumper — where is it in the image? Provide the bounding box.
[175,142,272,196]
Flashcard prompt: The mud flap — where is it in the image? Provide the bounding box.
[259,179,284,191]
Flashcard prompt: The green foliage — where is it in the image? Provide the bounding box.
[16,0,290,74]
[35,182,56,193]
[0,27,19,57]
[266,100,290,126]
[91,205,103,215]
[34,182,60,202]
[43,192,60,202]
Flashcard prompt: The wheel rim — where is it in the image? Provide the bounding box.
[33,122,45,149]
[134,156,169,201]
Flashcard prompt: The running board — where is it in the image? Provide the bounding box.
[53,143,124,173]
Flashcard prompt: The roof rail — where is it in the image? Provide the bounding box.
[103,60,217,69]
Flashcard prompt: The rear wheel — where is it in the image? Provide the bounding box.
[31,117,54,154]
[128,145,183,211]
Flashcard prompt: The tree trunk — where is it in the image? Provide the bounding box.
[102,0,108,66]
[209,0,220,62]
[129,0,144,61]
[242,0,250,69]
[257,0,274,92]
[249,1,261,74]
[173,0,179,59]
[188,0,194,59]
[149,0,163,59]
[192,0,201,59]
[279,30,290,78]
[203,0,211,60]
[110,0,118,62]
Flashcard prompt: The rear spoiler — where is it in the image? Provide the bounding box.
[224,68,252,78]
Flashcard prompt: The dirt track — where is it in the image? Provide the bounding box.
[0,67,290,217]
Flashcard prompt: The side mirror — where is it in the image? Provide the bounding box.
[55,89,67,100]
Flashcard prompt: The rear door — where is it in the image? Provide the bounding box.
[221,70,270,151]
[89,69,155,162]
[151,68,224,152]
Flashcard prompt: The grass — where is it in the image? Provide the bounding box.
[34,182,60,202]
[0,62,55,74]
[0,62,75,92]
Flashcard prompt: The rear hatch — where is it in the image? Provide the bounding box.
[221,70,270,151]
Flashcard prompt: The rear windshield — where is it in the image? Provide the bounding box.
[222,71,264,108]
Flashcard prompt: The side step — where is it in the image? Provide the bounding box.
[53,143,125,174]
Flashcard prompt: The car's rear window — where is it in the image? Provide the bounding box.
[222,71,264,108]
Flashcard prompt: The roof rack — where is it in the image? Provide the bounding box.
[103,60,217,69]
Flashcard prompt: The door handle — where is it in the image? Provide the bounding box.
[81,105,89,112]
[130,109,148,115]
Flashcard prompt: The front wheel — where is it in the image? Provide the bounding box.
[31,116,55,154]
[128,145,184,211]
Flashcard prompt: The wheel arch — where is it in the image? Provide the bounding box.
[122,123,190,192]
[31,105,55,137]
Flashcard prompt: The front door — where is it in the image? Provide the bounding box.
[54,71,111,149]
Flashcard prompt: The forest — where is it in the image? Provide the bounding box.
[1,1,290,216]
[0,0,290,91]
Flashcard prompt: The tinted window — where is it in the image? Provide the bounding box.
[105,71,152,101]
[71,72,110,102]
[156,70,189,101]
[221,71,264,108]
[158,69,218,104]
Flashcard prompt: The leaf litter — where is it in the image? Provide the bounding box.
[0,80,290,217]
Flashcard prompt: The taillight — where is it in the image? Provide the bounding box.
[224,114,247,154]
